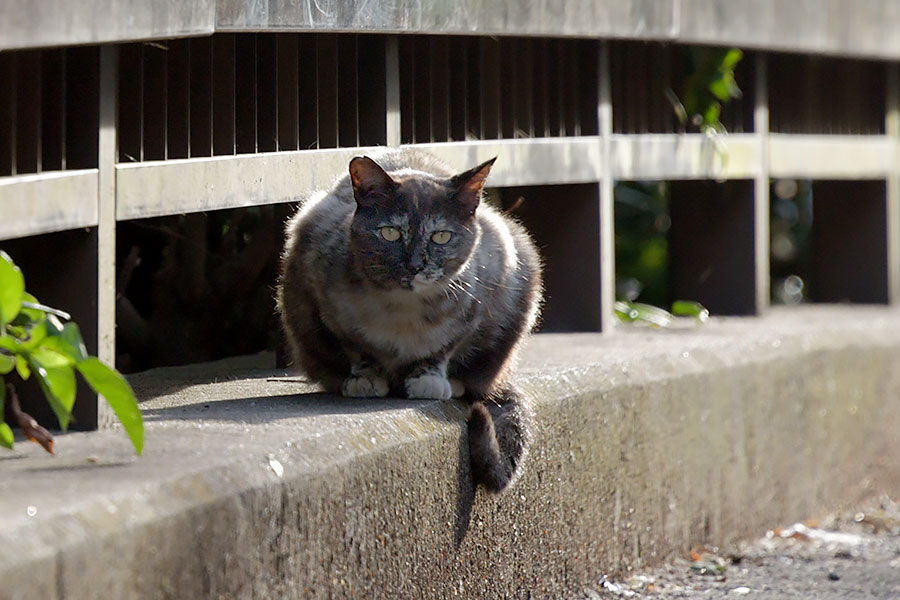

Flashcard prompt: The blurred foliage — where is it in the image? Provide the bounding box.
[615,181,670,308]
[669,47,744,134]
[0,251,143,455]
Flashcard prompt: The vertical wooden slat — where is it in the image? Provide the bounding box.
[578,40,599,136]
[235,34,258,154]
[522,39,536,137]
[98,45,118,374]
[464,37,481,140]
[480,38,500,139]
[0,53,13,175]
[189,37,213,158]
[166,39,190,159]
[398,36,414,144]
[499,39,515,139]
[337,35,359,147]
[117,44,143,162]
[276,34,299,151]
[533,38,549,138]
[563,42,580,136]
[16,50,41,174]
[885,62,900,304]
[546,39,562,137]
[556,40,569,135]
[256,34,278,153]
[142,43,167,161]
[412,37,431,143]
[316,35,339,148]
[213,34,236,156]
[298,34,318,149]
[65,46,99,169]
[41,49,65,171]
[429,37,450,142]
[357,34,387,147]
[385,35,402,147]
[598,41,615,332]
[754,52,771,314]
[448,38,467,142]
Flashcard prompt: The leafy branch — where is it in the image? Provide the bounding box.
[0,251,143,455]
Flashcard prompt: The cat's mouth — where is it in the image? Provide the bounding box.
[404,272,441,293]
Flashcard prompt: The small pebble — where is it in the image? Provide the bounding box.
[828,572,841,581]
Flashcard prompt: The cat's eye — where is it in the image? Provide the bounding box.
[379,226,401,242]
[431,231,453,245]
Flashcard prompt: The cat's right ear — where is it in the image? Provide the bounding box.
[349,156,397,208]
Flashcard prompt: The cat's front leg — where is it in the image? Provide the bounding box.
[341,359,389,398]
[405,363,464,400]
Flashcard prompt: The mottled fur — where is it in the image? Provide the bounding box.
[276,148,542,492]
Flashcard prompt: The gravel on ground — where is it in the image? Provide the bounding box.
[583,495,900,599]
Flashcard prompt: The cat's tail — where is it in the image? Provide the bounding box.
[466,386,534,493]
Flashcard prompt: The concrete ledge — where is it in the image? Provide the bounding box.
[2,306,900,599]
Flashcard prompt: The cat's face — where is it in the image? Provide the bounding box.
[348,156,495,293]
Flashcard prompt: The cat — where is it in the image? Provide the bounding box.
[276,148,543,492]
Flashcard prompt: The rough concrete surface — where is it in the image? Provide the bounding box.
[1,306,900,599]
[593,495,900,598]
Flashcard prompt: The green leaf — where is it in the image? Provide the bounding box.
[720,48,743,70]
[16,355,30,380]
[76,358,143,455]
[672,300,711,322]
[615,300,674,327]
[0,424,12,450]
[0,352,14,375]
[0,336,20,353]
[0,379,12,449]
[20,319,48,351]
[0,251,25,327]
[702,102,721,128]
[31,346,75,368]
[708,76,732,102]
[43,322,88,363]
[30,357,75,430]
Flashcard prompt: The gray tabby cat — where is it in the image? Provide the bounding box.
[276,148,542,492]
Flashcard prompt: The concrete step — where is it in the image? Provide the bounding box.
[2,305,900,599]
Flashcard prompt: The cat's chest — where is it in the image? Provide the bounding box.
[328,287,457,359]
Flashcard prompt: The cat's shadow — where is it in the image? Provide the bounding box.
[140,390,476,546]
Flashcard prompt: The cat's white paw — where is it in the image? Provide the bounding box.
[342,375,389,398]
[405,374,453,400]
[449,378,465,399]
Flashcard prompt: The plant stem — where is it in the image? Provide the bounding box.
[6,383,55,454]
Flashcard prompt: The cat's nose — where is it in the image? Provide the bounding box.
[409,253,425,272]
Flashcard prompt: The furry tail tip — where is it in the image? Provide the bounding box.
[466,389,533,493]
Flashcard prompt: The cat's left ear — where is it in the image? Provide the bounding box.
[450,157,496,215]
[350,156,397,208]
